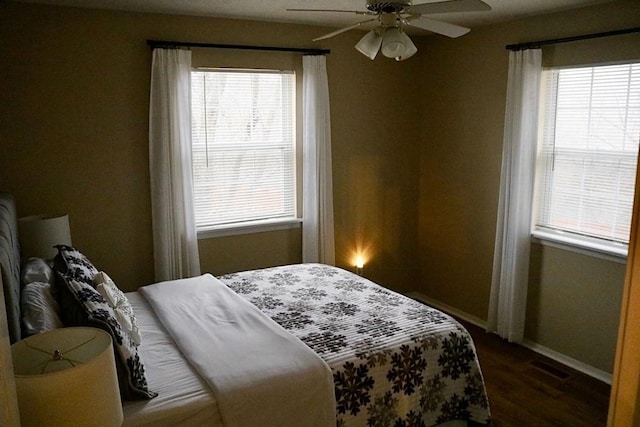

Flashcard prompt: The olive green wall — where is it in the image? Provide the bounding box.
[418,0,639,373]
[1,0,638,375]
[526,244,626,372]
[0,1,422,292]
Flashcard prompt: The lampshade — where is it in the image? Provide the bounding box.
[381,27,407,58]
[355,29,383,60]
[18,214,72,260]
[11,327,123,427]
[395,33,418,61]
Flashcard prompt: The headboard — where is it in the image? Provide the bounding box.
[0,193,21,344]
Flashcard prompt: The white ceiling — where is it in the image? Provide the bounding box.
[13,0,615,34]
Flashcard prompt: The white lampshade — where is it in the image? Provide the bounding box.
[395,33,418,61]
[11,327,123,427]
[381,27,407,58]
[355,29,383,60]
[18,214,72,260]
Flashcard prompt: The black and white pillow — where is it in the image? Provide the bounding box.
[55,272,156,400]
[52,245,156,400]
[53,245,100,327]
[53,244,99,286]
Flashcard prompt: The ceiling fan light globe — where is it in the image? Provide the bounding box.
[381,27,407,58]
[395,33,417,61]
[355,29,383,60]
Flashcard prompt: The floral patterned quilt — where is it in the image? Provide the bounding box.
[218,264,490,427]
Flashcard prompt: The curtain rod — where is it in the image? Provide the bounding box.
[147,39,330,55]
[505,27,640,51]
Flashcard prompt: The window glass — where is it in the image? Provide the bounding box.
[191,69,296,230]
[535,63,640,247]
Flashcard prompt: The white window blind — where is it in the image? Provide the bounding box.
[191,69,296,230]
[535,63,640,247]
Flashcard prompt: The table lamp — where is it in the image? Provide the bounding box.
[18,214,72,260]
[11,327,123,426]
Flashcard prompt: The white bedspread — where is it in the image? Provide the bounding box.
[139,274,335,427]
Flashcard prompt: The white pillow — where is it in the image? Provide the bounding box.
[21,281,64,336]
[93,271,142,346]
[21,257,55,285]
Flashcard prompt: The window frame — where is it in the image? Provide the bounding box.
[190,67,301,239]
[531,60,640,260]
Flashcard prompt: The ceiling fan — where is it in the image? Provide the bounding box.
[287,0,491,61]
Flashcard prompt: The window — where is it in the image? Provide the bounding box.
[191,69,297,235]
[533,63,640,256]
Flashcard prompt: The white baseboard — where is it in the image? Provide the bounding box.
[406,291,612,385]
[406,291,488,326]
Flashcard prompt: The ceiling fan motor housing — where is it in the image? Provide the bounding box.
[366,0,411,13]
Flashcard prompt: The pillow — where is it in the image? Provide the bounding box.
[53,244,98,286]
[94,271,142,346]
[21,257,55,286]
[51,245,156,401]
[55,272,156,400]
[20,281,63,336]
[52,245,100,327]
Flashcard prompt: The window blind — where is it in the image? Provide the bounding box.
[536,63,640,244]
[191,69,296,229]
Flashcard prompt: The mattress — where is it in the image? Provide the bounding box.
[121,292,222,426]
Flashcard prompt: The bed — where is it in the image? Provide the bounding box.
[0,192,491,426]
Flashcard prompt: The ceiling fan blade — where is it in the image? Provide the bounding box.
[406,16,470,38]
[313,18,377,41]
[287,9,372,15]
[408,0,491,14]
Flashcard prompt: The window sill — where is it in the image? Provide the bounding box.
[531,229,627,264]
[197,218,302,239]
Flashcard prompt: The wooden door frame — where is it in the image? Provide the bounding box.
[608,156,640,426]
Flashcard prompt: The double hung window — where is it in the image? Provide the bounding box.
[533,62,640,256]
[191,69,297,235]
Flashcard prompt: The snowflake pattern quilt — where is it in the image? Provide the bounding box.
[218,263,490,427]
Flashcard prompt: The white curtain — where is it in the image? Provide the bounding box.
[487,49,542,342]
[302,55,335,265]
[149,48,201,282]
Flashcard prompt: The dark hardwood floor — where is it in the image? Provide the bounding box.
[461,320,611,426]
